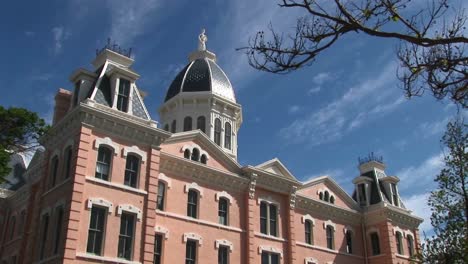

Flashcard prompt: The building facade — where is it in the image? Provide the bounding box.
[0,31,422,264]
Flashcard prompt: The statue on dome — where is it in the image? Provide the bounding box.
[198,29,208,51]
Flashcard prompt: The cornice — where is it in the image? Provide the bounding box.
[364,203,423,228]
[296,194,362,224]
[243,166,300,195]
[160,152,249,194]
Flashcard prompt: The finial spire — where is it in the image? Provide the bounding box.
[198,28,208,51]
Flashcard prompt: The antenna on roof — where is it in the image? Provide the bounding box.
[96,37,133,58]
[358,152,384,165]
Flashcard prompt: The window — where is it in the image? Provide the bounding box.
[260,202,278,237]
[200,154,207,164]
[407,235,414,257]
[73,81,81,106]
[305,220,313,245]
[157,181,166,211]
[184,117,192,131]
[117,79,130,112]
[9,216,16,240]
[214,118,221,146]
[171,120,176,133]
[154,234,163,264]
[358,184,367,206]
[54,207,64,254]
[261,252,279,264]
[39,214,49,260]
[50,156,59,187]
[184,149,191,159]
[118,213,135,260]
[197,116,206,133]
[185,240,197,264]
[87,207,106,255]
[391,183,399,206]
[13,164,24,179]
[124,154,139,188]
[18,211,26,235]
[330,196,335,204]
[224,122,231,150]
[319,192,323,200]
[326,225,334,250]
[324,191,330,202]
[187,190,198,218]
[64,146,73,179]
[346,230,353,254]
[95,146,112,181]
[164,124,169,131]
[218,245,229,264]
[218,198,228,225]
[191,148,200,161]
[370,232,381,255]
[396,231,403,255]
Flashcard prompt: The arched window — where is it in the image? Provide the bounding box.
[407,235,414,257]
[187,190,198,218]
[395,231,403,255]
[218,198,228,225]
[200,154,207,164]
[319,192,323,200]
[124,154,139,188]
[197,116,206,133]
[214,118,221,146]
[330,196,335,204]
[346,230,353,254]
[171,120,176,133]
[326,225,334,249]
[370,232,381,255]
[95,146,112,181]
[224,122,231,150]
[53,206,64,254]
[184,117,192,131]
[64,146,73,179]
[305,220,313,245]
[184,149,191,159]
[191,148,200,162]
[50,156,59,187]
[9,215,16,240]
[164,124,169,131]
[157,181,166,211]
[324,191,330,202]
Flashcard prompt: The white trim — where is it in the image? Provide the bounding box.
[258,245,283,258]
[181,144,210,161]
[304,257,318,264]
[183,232,203,245]
[254,232,287,242]
[301,214,316,225]
[154,226,169,239]
[85,176,147,195]
[215,191,233,204]
[117,204,142,220]
[367,227,380,236]
[393,226,404,235]
[156,210,243,233]
[122,145,147,162]
[323,220,336,230]
[76,252,141,264]
[257,196,281,212]
[158,173,172,189]
[87,198,113,213]
[404,231,414,239]
[215,239,233,251]
[94,137,120,155]
[344,225,355,235]
[185,182,204,197]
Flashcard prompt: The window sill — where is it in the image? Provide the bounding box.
[156,210,243,233]
[42,178,71,197]
[368,253,386,259]
[76,252,141,264]
[85,176,147,195]
[254,232,287,242]
[396,253,414,260]
[296,242,338,254]
[2,235,24,247]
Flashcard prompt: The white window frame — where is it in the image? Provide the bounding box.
[258,197,280,237]
[122,145,147,163]
[158,173,172,189]
[215,239,233,252]
[183,232,203,245]
[155,226,169,239]
[87,198,113,214]
[117,204,142,221]
[185,182,204,197]
[94,137,120,155]
[258,245,283,259]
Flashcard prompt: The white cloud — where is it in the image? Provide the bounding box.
[288,105,301,114]
[313,72,332,85]
[31,73,54,81]
[307,86,321,95]
[106,0,160,46]
[303,169,344,183]
[279,61,404,145]
[403,193,433,235]
[418,117,451,138]
[396,153,444,193]
[51,26,71,54]
[25,31,35,37]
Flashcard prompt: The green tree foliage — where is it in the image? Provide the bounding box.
[421,119,468,263]
[241,0,467,107]
[0,106,49,180]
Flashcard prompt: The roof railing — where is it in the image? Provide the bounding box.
[358,152,384,165]
[96,38,132,58]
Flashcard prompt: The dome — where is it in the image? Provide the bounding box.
[164,57,236,103]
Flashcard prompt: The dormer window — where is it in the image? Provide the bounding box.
[73,81,81,107]
[391,183,399,206]
[358,183,367,206]
[184,116,192,131]
[224,122,231,150]
[214,118,221,146]
[117,79,130,112]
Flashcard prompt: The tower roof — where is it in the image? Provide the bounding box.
[164,30,236,103]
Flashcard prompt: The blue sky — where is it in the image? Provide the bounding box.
[1,0,466,234]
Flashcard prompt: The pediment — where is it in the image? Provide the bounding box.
[255,158,297,180]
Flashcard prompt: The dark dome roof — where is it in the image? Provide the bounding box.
[164,58,236,103]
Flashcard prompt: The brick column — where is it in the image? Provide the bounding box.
[141,147,161,263]
[63,126,91,263]
[245,173,257,264]
[287,203,297,263]
[380,221,397,264]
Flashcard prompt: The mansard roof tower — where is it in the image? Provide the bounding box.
[159,29,242,159]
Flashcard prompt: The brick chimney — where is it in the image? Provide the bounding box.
[53,88,72,125]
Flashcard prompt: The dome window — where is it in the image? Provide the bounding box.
[184,117,192,131]
[197,116,206,133]
[171,120,177,133]
[117,79,130,112]
[224,122,231,150]
[214,118,221,146]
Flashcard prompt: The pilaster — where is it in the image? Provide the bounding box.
[246,173,257,264]
[287,186,298,264]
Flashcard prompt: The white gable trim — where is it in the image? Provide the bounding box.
[215,191,233,204]
[185,182,204,197]
[301,214,316,225]
[258,245,283,258]
[87,198,113,213]
[117,204,142,220]
[155,226,169,239]
[367,227,380,236]
[183,232,203,245]
[94,137,120,155]
[323,220,336,230]
[305,257,318,264]
[344,225,355,235]
[123,145,147,162]
[158,173,172,189]
[215,239,233,251]
[181,144,210,161]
